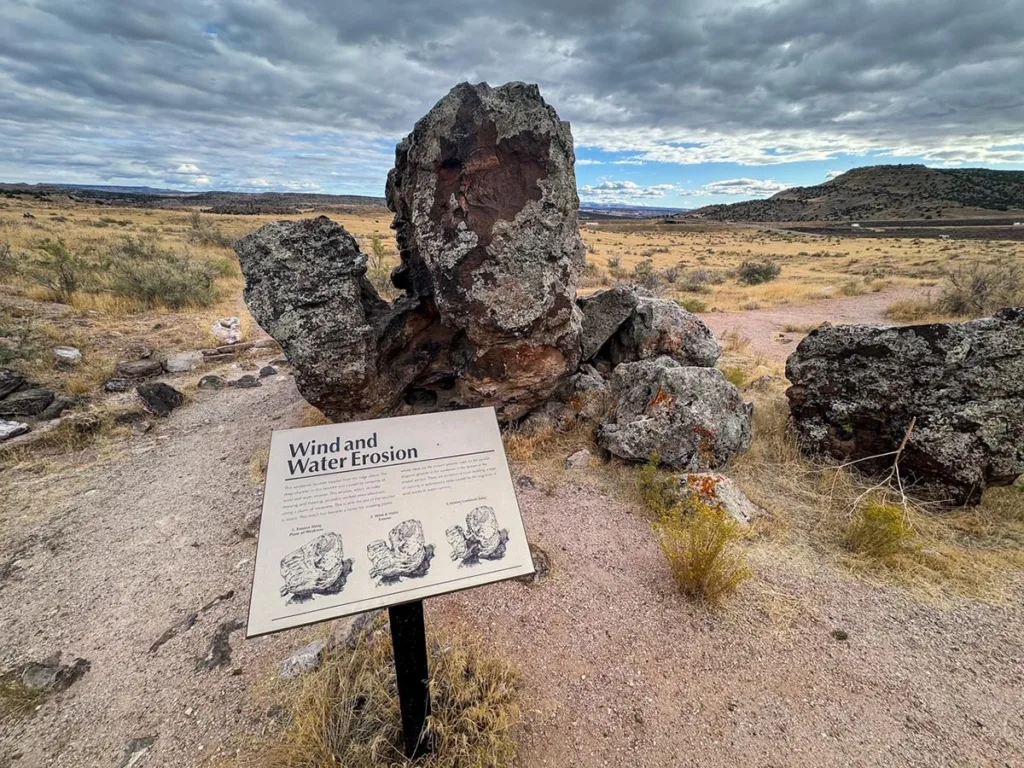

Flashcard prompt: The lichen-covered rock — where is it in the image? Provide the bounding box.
[578,286,638,360]
[681,473,761,525]
[786,308,1024,505]
[0,369,28,399]
[386,81,584,418]
[599,357,752,469]
[609,297,720,367]
[237,82,585,423]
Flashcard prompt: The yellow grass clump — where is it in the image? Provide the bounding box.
[266,626,521,768]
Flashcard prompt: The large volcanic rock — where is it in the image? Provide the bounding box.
[598,357,752,470]
[785,308,1024,505]
[608,296,720,367]
[236,82,584,423]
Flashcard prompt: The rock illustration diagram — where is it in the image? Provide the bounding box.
[367,519,434,585]
[279,532,353,604]
[447,506,509,566]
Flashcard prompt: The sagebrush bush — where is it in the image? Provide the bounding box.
[678,297,707,313]
[185,211,233,248]
[845,502,917,559]
[736,259,781,285]
[0,240,16,278]
[937,258,1023,317]
[606,256,621,268]
[106,237,219,308]
[659,502,750,605]
[26,239,90,302]
[720,365,747,389]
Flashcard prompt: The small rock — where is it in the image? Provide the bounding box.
[211,317,242,345]
[517,475,536,489]
[115,411,153,435]
[329,610,384,650]
[116,359,164,379]
[163,351,204,374]
[229,375,261,389]
[0,419,30,441]
[258,365,277,378]
[680,472,761,524]
[104,378,131,393]
[19,657,91,692]
[565,448,593,469]
[831,629,849,641]
[197,375,225,391]
[0,387,55,417]
[119,737,156,768]
[279,639,327,679]
[515,545,551,585]
[53,346,82,367]
[38,396,76,420]
[137,383,185,417]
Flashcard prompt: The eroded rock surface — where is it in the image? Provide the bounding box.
[599,357,752,470]
[786,308,1024,505]
[609,297,720,367]
[578,286,638,360]
[237,81,585,422]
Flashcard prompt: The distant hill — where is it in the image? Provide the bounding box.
[681,165,1024,222]
[0,183,387,214]
[580,203,690,219]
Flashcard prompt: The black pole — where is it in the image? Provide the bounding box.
[388,600,433,759]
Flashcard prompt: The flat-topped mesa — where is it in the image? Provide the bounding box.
[235,81,585,423]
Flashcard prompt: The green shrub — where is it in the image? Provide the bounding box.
[0,241,16,279]
[937,258,1023,317]
[106,237,219,308]
[659,502,750,605]
[26,239,90,302]
[737,260,781,285]
[845,502,916,558]
[607,256,621,268]
[720,365,747,388]
[186,211,233,248]
[678,297,707,313]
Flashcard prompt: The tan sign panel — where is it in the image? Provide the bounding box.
[246,407,533,637]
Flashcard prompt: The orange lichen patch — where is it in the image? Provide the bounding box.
[648,386,675,410]
[686,473,721,501]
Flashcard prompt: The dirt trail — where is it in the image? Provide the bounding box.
[700,286,934,362]
[2,350,1022,767]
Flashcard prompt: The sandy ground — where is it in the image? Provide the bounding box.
[699,286,932,361]
[2,299,1022,767]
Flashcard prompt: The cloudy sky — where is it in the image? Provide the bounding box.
[2,0,1023,208]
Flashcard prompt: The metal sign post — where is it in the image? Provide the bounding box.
[388,600,433,759]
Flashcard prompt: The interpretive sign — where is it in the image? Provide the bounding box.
[246,406,534,638]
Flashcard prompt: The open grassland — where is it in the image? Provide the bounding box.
[578,220,1022,312]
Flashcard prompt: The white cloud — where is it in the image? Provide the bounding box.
[694,178,792,197]
[579,180,679,204]
[825,170,844,179]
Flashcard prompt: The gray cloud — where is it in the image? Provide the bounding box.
[1,0,1022,191]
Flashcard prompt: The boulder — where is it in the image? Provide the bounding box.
[786,308,1024,505]
[598,357,752,470]
[680,473,761,525]
[53,346,82,367]
[577,286,638,360]
[211,317,242,345]
[0,387,54,417]
[0,419,30,441]
[137,383,184,417]
[609,297,720,368]
[116,359,163,379]
[237,82,584,423]
[0,369,28,399]
[163,351,204,373]
[103,378,130,393]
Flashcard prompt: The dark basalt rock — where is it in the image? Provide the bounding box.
[577,286,638,361]
[137,382,184,418]
[236,82,584,423]
[0,387,54,417]
[785,308,1024,505]
[116,359,164,379]
[0,369,29,400]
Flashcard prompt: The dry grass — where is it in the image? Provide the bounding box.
[264,625,521,768]
[578,220,1022,311]
[729,395,1024,602]
[658,504,752,606]
[298,404,331,428]
[0,677,47,720]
